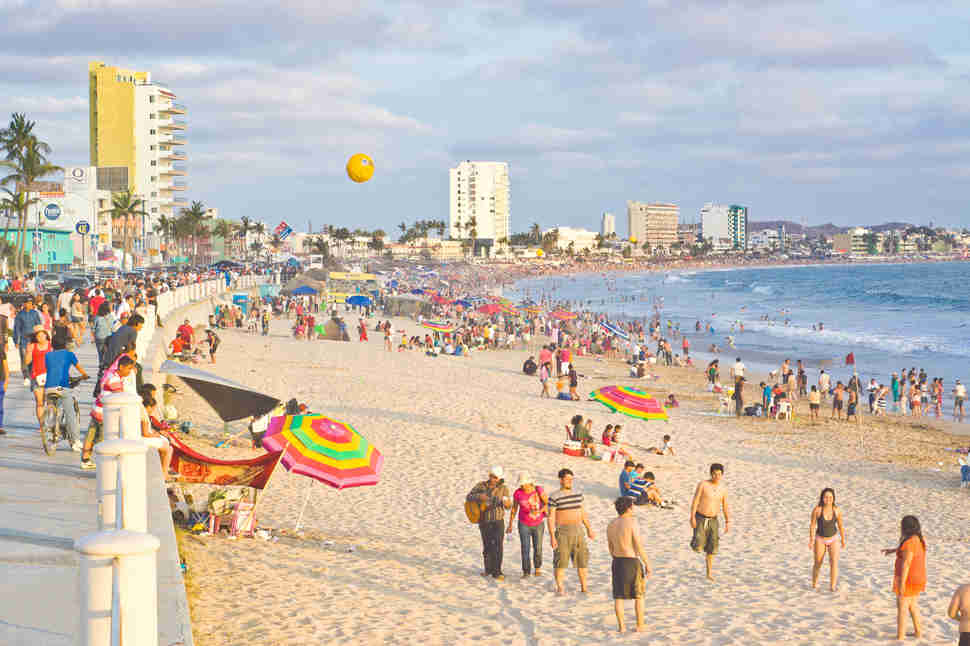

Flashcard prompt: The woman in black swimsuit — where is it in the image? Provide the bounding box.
[810,487,845,591]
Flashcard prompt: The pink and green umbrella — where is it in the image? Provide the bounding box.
[262,414,383,489]
[589,386,669,421]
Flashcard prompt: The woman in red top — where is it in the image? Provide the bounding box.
[882,515,926,640]
[24,327,51,427]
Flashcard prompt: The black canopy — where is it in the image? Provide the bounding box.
[159,360,279,422]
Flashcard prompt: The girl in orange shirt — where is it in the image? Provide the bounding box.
[882,515,926,640]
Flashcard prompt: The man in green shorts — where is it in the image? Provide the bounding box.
[689,463,730,582]
[547,468,594,595]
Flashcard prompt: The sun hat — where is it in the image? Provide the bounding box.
[489,465,503,478]
[518,472,534,485]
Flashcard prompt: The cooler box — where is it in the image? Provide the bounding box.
[562,440,584,457]
[232,293,250,315]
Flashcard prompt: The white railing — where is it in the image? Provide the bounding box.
[75,272,273,646]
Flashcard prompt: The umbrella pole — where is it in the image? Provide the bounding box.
[249,441,289,527]
[294,478,313,533]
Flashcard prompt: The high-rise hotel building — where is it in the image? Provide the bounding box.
[89,61,188,255]
[448,161,510,256]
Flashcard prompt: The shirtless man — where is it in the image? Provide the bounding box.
[947,583,970,646]
[689,463,730,581]
[547,468,595,595]
[607,497,652,633]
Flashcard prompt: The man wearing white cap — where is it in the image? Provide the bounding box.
[467,466,512,580]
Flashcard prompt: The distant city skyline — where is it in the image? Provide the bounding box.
[2,1,968,234]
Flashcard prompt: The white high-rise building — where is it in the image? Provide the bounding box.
[700,203,731,251]
[700,203,748,251]
[448,161,510,256]
[601,212,615,237]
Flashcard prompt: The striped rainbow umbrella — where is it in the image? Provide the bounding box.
[589,386,669,421]
[422,321,454,333]
[262,414,383,489]
[549,310,578,321]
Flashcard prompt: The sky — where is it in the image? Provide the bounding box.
[2,0,969,236]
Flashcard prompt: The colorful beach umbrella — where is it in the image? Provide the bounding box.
[589,386,669,421]
[453,299,472,308]
[549,310,578,321]
[431,294,450,305]
[422,321,454,333]
[599,320,630,341]
[522,305,543,315]
[476,304,504,315]
[262,414,383,489]
[346,294,372,306]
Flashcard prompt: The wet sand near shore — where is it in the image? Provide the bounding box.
[173,316,970,646]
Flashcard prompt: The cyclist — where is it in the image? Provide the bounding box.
[43,337,89,451]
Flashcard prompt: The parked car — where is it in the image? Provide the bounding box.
[38,272,62,291]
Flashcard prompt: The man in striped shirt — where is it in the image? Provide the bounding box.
[547,468,595,595]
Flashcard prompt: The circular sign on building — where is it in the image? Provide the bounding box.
[75,221,90,235]
[44,204,61,220]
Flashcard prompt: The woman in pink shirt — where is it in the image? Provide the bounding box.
[507,472,548,578]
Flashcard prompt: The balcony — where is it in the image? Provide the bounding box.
[160,149,186,161]
[172,181,187,191]
[159,121,186,131]
[160,168,187,176]
[158,102,186,115]
[167,138,187,146]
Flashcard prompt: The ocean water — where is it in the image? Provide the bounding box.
[508,261,970,400]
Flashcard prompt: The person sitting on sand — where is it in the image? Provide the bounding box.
[604,425,633,462]
[635,471,670,508]
[647,434,675,456]
[523,356,537,376]
[665,394,679,408]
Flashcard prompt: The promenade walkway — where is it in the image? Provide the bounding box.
[0,335,191,646]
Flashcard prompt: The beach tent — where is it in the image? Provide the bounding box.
[292,285,318,296]
[159,360,279,422]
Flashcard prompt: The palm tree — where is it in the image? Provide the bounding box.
[0,188,36,250]
[211,219,237,261]
[249,241,264,259]
[529,222,541,244]
[178,200,210,265]
[467,216,478,257]
[1,134,60,274]
[101,191,148,270]
[238,216,252,260]
[253,221,266,245]
[156,213,178,261]
[398,221,407,242]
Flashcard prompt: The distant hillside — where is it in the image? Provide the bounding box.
[748,220,914,237]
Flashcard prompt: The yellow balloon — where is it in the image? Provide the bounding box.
[536,249,544,258]
[629,236,637,244]
[346,153,375,183]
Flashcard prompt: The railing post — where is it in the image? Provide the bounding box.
[102,392,143,442]
[76,530,160,646]
[94,439,148,533]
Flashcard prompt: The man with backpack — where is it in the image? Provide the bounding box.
[466,466,511,581]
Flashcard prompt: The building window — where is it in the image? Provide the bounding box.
[149,129,156,135]
[151,192,157,197]
[149,96,155,103]
[149,113,155,119]
[151,176,156,182]
[150,160,156,166]
[149,145,155,151]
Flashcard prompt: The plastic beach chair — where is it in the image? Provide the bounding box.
[775,401,794,422]
[231,502,256,538]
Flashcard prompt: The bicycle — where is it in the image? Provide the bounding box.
[40,375,88,456]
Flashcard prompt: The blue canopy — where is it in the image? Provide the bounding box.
[346,295,372,306]
[454,299,472,308]
[292,285,318,295]
[411,288,425,295]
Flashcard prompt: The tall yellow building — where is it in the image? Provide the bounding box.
[89,61,188,260]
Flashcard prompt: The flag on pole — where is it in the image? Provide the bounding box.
[274,221,293,240]
[845,352,855,366]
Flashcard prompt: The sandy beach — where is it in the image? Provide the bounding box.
[173,314,970,645]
